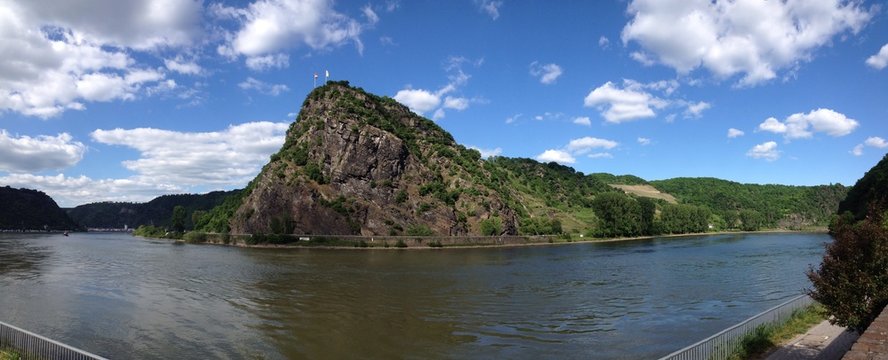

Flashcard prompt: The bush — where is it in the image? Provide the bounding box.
[395,239,408,248]
[406,224,435,236]
[429,240,443,248]
[183,231,207,244]
[479,217,502,236]
[808,210,888,332]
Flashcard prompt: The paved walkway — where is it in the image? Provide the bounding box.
[765,320,859,360]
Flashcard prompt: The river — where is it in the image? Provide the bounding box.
[0,232,828,359]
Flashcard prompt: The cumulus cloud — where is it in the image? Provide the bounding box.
[238,77,290,96]
[747,141,779,161]
[536,149,576,164]
[583,80,668,123]
[164,56,203,75]
[757,108,858,140]
[476,0,503,20]
[0,130,85,172]
[91,121,289,187]
[505,113,522,124]
[866,43,888,70]
[573,116,591,126]
[637,137,651,145]
[599,36,610,49]
[684,101,711,117]
[217,0,367,65]
[394,56,477,118]
[529,62,563,85]
[851,136,888,156]
[727,128,745,138]
[0,173,184,207]
[622,0,873,86]
[245,54,290,71]
[536,136,619,165]
[468,145,502,159]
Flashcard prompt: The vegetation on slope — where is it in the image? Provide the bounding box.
[68,190,239,230]
[809,154,888,332]
[0,186,78,230]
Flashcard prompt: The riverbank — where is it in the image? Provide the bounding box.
[134,228,828,250]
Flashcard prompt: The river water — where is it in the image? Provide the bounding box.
[0,232,827,359]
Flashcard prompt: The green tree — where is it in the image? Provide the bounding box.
[638,197,657,235]
[171,205,186,233]
[808,211,888,332]
[591,192,641,238]
[739,209,764,231]
[479,217,502,236]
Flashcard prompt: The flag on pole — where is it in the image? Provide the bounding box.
[325,70,330,80]
[313,72,318,87]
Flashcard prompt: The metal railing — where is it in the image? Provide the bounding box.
[0,320,107,360]
[659,294,814,360]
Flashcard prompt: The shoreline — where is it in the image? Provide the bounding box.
[134,228,829,251]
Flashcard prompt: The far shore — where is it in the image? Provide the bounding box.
[133,227,829,251]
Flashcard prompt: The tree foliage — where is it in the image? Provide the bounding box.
[591,192,642,237]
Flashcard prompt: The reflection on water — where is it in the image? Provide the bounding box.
[0,232,827,359]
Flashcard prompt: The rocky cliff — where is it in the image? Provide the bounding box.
[229,81,519,236]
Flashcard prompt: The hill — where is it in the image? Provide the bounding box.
[837,153,888,219]
[68,190,239,229]
[650,178,847,228]
[0,186,79,230]
[193,81,848,238]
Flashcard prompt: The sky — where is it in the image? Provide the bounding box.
[0,0,887,207]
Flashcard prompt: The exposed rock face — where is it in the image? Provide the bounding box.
[230,81,518,236]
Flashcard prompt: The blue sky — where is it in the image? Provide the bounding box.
[0,0,886,207]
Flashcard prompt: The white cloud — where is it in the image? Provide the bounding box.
[443,96,469,110]
[536,149,575,164]
[637,137,651,146]
[505,113,522,124]
[220,0,366,63]
[0,173,184,207]
[245,54,290,71]
[599,36,610,49]
[684,101,711,117]
[747,141,779,161]
[622,0,873,86]
[573,116,591,126]
[588,152,613,159]
[468,145,502,159]
[394,89,440,115]
[529,62,563,85]
[238,77,290,96]
[630,51,655,66]
[0,130,85,172]
[164,57,202,75]
[852,144,864,156]
[476,0,503,20]
[757,108,858,140]
[394,57,477,117]
[91,121,290,187]
[362,5,380,25]
[727,128,745,138]
[864,137,888,148]
[431,108,446,121]
[852,136,888,156]
[866,43,888,70]
[584,80,668,123]
[567,137,618,154]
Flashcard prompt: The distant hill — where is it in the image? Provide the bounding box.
[838,153,888,219]
[651,177,847,228]
[192,81,848,237]
[0,186,79,230]
[68,190,239,229]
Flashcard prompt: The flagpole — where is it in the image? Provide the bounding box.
[313,73,317,88]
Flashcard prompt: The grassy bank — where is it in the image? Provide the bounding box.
[0,348,21,360]
[727,304,826,360]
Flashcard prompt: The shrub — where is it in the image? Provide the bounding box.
[406,224,435,236]
[479,217,502,236]
[808,210,888,332]
[183,231,207,244]
[395,239,408,248]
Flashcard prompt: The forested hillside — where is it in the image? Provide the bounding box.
[68,190,239,229]
[837,153,888,219]
[651,178,847,229]
[0,186,79,230]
